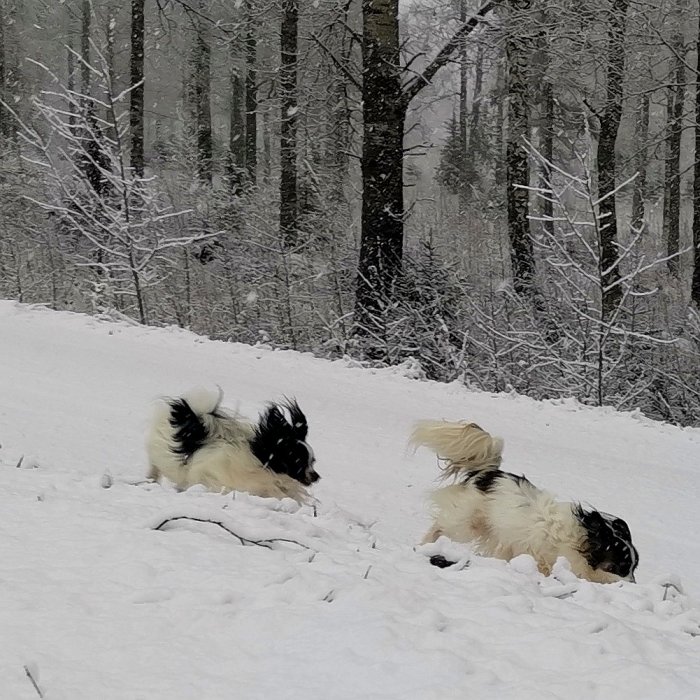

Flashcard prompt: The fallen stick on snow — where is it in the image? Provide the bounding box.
[23,665,43,698]
[151,515,314,551]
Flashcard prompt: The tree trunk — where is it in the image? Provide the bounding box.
[228,68,245,192]
[692,6,700,307]
[506,0,536,296]
[279,0,299,247]
[130,0,145,177]
[596,0,630,320]
[192,5,212,184]
[470,45,485,156]
[631,91,649,232]
[81,0,91,98]
[0,0,7,142]
[354,0,497,338]
[540,79,554,238]
[666,36,685,277]
[355,0,405,336]
[245,0,257,184]
[458,0,469,206]
[459,1,468,150]
[67,38,76,128]
[536,9,554,239]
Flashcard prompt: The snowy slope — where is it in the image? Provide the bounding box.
[1,300,699,700]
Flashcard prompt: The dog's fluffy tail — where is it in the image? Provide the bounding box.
[167,386,224,458]
[410,420,504,479]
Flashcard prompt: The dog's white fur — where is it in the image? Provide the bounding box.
[146,388,309,503]
[412,421,626,583]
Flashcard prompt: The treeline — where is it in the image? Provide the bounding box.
[0,0,699,425]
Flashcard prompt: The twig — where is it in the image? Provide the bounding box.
[24,666,43,699]
[152,515,313,551]
[662,582,682,601]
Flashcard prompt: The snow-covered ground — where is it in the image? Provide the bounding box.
[1,300,699,700]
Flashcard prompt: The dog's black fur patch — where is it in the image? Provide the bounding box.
[169,398,209,459]
[574,506,638,580]
[465,469,530,494]
[249,400,318,486]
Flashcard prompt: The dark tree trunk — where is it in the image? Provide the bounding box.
[506,0,536,296]
[228,68,245,192]
[279,0,299,247]
[67,38,76,128]
[470,45,485,155]
[666,38,685,277]
[193,8,212,184]
[493,61,506,189]
[457,0,470,208]
[355,0,405,335]
[76,0,108,198]
[80,0,91,98]
[355,0,498,337]
[0,0,7,142]
[631,91,649,232]
[130,0,145,178]
[245,0,257,184]
[459,1,468,148]
[540,79,554,238]
[536,9,554,238]
[596,0,630,320]
[692,10,700,307]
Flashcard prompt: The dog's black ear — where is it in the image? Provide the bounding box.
[575,506,605,533]
[259,404,290,435]
[285,399,308,440]
[575,507,609,567]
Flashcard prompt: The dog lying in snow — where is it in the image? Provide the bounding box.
[146,387,319,503]
[411,420,638,584]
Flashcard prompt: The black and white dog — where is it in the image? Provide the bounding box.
[411,420,638,583]
[147,387,319,503]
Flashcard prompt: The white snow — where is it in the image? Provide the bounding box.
[1,300,699,699]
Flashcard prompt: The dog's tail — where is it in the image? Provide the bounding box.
[410,420,503,480]
[166,386,224,459]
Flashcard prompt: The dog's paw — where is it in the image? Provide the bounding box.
[417,538,472,571]
[429,554,457,569]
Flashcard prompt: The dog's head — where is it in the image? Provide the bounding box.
[250,400,320,486]
[575,507,638,582]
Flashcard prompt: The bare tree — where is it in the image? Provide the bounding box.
[16,54,217,323]
[664,30,685,277]
[279,0,299,247]
[191,0,212,184]
[245,0,258,183]
[595,0,630,320]
[505,0,536,298]
[130,0,145,177]
[693,4,700,308]
[355,0,498,340]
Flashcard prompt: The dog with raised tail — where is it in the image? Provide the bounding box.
[146,387,319,503]
[411,420,638,584]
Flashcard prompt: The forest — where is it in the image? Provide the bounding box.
[0,0,699,426]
